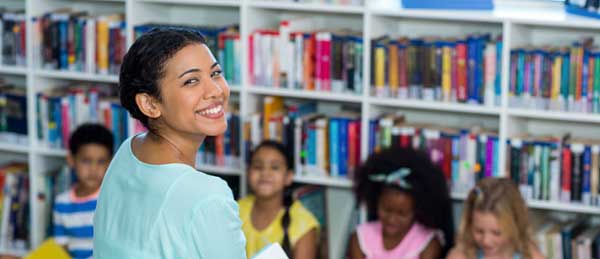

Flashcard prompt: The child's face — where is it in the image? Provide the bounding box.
[248,147,292,199]
[151,43,230,137]
[377,188,415,238]
[471,211,511,256]
[68,144,111,191]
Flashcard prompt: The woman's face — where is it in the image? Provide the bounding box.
[154,43,230,137]
[471,211,512,257]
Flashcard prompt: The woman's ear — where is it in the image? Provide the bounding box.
[135,93,162,119]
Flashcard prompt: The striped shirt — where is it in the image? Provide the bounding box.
[54,188,99,259]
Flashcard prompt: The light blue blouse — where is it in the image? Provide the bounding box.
[93,136,246,259]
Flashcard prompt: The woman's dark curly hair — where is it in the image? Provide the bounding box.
[118,27,206,130]
[354,146,455,256]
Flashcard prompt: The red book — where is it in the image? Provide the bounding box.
[60,97,71,149]
[456,42,468,102]
[216,134,225,166]
[348,120,359,176]
[561,146,572,201]
[321,32,332,91]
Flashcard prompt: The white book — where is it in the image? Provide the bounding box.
[252,243,289,259]
[85,17,96,73]
[294,117,302,176]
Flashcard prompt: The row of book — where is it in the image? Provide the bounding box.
[0,162,30,253]
[1,10,26,67]
[35,85,130,151]
[368,114,500,194]
[32,10,126,75]
[536,218,600,259]
[508,135,600,207]
[134,24,241,86]
[244,96,361,178]
[0,82,28,145]
[509,38,600,114]
[249,20,363,94]
[197,104,242,169]
[371,34,502,106]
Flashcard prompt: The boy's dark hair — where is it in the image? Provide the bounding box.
[118,27,207,131]
[354,146,455,257]
[69,123,114,156]
[248,140,294,257]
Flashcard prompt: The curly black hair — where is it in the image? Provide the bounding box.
[118,27,207,130]
[354,146,455,256]
[69,123,114,156]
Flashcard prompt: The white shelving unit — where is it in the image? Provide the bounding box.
[2,0,600,256]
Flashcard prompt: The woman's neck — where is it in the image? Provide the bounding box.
[136,128,204,167]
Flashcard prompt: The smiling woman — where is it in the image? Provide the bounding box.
[92,28,246,259]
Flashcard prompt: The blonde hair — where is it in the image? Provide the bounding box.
[457,178,534,258]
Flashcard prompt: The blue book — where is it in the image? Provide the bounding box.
[59,18,68,70]
[517,49,526,96]
[339,118,349,177]
[582,50,590,108]
[583,145,592,204]
[308,125,316,168]
[562,51,571,102]
[492,136,499,177]
[495,40,502,104]
[467,37,477,103]
[368,119,377,154]
[329,118,340,177]
[111,103,121,149]
[5,91,27,136]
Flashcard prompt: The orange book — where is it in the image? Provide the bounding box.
[388,42,399,96]
[262,96,284,139]
[215,134,225,166]
[303,33,316,90]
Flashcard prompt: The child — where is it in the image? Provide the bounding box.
[238,140,319,259]
[448,178,545,259]
[348,147,454,259]
[53,123,113,259]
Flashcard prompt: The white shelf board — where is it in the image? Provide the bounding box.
[293,175,353,188]
[250,0,363,14]
[508,108,600,124]
[34,69,119,83]
[0,65,27,75]
[136,0,240,7]
[248,86,363,103]
[370,8,503,23]
[229,85,241,93]
[0,143,29,154]
[369,97,501,115]
[197,164,242,176]
[35,147,67,157]
[452,192,600,215]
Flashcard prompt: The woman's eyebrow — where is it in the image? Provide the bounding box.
[211,62,220,69]
[178,68,200,78]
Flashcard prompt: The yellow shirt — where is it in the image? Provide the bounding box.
[238,195,319,258]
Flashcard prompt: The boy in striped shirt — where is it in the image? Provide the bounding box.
[54,124,114,259]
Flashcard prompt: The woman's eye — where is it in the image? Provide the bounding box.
[184,78,199,85]
[211,70,223,78]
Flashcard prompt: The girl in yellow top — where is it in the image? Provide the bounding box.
[238,140,319,259]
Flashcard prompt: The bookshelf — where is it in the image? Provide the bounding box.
[1,0,600,257]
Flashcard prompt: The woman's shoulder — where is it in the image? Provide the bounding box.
[170,169,234,202]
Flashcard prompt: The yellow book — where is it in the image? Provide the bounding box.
[24,239,71,259]
[388,43,399,96]
[552,55,562,102]
[375,45,386,95]
[96,16,109,74]
[442,45,452,102]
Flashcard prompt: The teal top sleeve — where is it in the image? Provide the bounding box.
[190,196,247,259]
